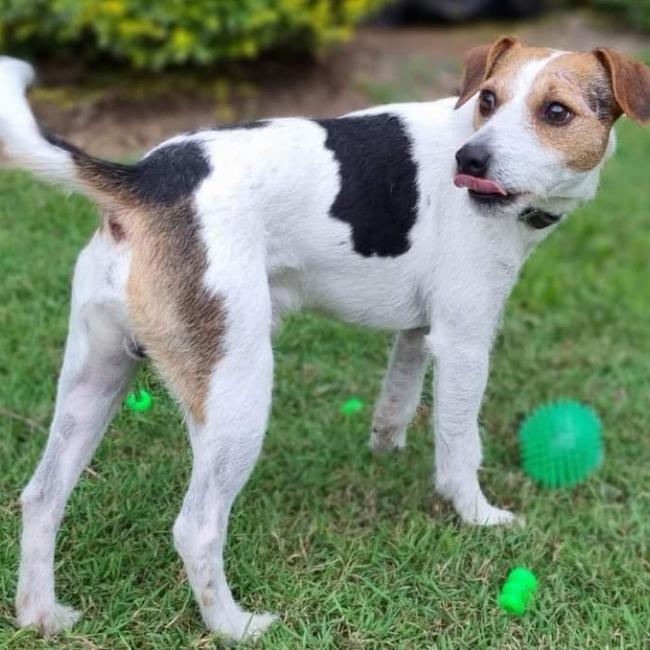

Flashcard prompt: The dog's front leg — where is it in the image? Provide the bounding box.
[428,329,515,526]
[370,327,430,452]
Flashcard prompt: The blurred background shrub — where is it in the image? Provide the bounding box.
[0,0,386,69]
[0,0,647,71]
[591,0,650,32]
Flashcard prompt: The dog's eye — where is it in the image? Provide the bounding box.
[478,90,497,116]
[543,102,574,126]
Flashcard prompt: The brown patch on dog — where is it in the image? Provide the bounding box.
[472,44,555,130]
[122,199,226,424]
[456,36,522,109]
[527,52,617,172]
[66,143,225,423]
[595,48,650,125]
[455,37,555,134]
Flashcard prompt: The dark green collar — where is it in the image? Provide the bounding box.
[519,207,563,230]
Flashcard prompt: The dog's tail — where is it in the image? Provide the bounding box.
[0,56,132,203]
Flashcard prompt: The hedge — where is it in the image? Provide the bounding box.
[592,0,650,31]
[0,0,386,69]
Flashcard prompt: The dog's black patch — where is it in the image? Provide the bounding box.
[128,142,211,206]
[44,130,211,206]
[213,120,269,131]
[317,114,418,257]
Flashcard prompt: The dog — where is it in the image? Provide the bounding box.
[1,37,649,641]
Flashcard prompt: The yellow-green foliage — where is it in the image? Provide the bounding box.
[0,0,386,69]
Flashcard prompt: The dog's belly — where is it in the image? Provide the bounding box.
[269,263,427,330]
[305,280,427,330]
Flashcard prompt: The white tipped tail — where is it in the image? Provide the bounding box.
[0,56,80,188]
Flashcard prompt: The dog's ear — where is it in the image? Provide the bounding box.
[455,36,520,109]
[594,48,650,125]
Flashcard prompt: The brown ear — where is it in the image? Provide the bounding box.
[455,36,521,109]
[595,48,650,125]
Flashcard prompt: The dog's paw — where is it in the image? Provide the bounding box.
[460,504,521,527]
[17,601,81,636]
[436,479,522,528]
[369,425,406,453]
[209,609,278,642]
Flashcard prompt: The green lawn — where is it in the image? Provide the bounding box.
[1,119,649,649]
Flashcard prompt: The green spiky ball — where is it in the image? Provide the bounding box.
[519,400,603,488]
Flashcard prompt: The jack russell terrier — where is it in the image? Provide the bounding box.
[1,37,649,641]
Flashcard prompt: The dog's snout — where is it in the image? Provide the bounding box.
[455,143,491,177]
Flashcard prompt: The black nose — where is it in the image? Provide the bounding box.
[455,142,491,177]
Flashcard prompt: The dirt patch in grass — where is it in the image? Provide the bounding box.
[28,11,647,157]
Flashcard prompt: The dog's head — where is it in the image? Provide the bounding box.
[453,37,650,218]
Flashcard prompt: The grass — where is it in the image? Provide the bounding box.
[1,119,649,649]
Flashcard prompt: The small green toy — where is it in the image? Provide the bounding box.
[498,567,538,616]
[340,398,364,415]
[125,388,153,412]
[519,400,603,488]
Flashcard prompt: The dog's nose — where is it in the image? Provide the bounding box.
[455,142,491,177]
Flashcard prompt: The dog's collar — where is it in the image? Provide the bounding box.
[518,207,563,230]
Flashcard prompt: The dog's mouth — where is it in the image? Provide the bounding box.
[453,173,518,205]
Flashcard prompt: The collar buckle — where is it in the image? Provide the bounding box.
[519,207,563,230]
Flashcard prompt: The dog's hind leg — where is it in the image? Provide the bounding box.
[171,267,277,642]
[370,328,430,452]
[16,231,138,635]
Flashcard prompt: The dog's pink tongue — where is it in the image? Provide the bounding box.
[454,173,507,196]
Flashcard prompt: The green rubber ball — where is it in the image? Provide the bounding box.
[519,400,603,488]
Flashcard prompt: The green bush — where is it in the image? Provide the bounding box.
[584,0,650,31]
[0,0,386,69]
